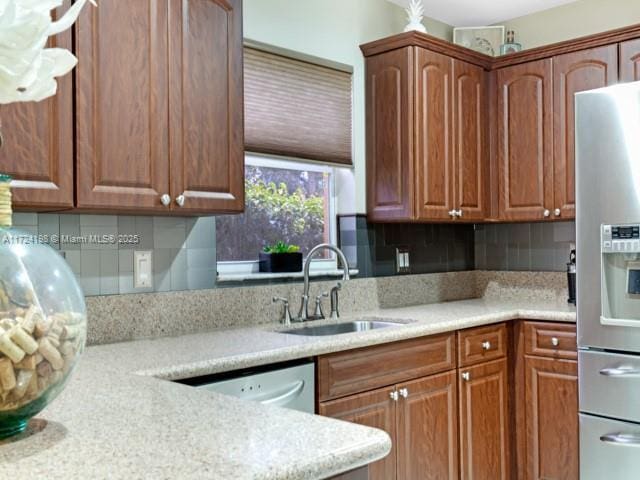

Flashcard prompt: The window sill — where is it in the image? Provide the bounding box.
[216,269,359,283]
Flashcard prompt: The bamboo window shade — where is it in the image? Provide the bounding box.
[244,47,353,166]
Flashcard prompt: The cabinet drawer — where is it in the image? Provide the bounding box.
[317,333,455,402]
[524,321,576,360]
[457,323,507,367]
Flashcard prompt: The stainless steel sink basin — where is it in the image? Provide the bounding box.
[279,320,404,336]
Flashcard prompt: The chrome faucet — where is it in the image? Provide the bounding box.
[296,244,350,321]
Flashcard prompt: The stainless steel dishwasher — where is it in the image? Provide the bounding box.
[192,362,315,413]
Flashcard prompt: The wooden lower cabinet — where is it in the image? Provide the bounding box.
[319,370,458,480]
[396,371,459,480]
[459,358,510,480]
[319,386,397,480]
[524,356,579,480]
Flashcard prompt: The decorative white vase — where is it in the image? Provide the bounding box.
[404,0,427,34]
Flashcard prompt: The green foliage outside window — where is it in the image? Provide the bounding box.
[216,165,329,262]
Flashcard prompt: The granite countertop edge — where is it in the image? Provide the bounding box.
[133,302,576,382]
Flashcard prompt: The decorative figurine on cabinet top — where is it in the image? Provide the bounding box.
[404,0,427,33]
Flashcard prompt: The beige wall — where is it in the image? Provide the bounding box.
[497,0,640,49]
[244,0,452,214]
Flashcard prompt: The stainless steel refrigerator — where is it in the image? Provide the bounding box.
[576,81,640,479]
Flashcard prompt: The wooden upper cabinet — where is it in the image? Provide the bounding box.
[75,0,243,214]
[414,49,454,221]
[552,46,618,220]
[75,0,170,212]
[168,0,244,214]
[525,356,579,480]
[620,39,640,82]
[364,43,487,223]
[365,48,414,221]
[396,371,459,480]
[459,358,510,480]
[496,59,553,222]
[319,387,397,480]
[0,1,73,211]
[453,60,486,221]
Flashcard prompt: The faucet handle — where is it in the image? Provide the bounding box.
[272,297,292,325]
[311,292,329,320]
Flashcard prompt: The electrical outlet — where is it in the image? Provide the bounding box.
[396,247,410,274]
[134,251,153,288]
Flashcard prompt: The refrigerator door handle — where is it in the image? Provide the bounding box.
[599,366,640,377]
[600,433,640,446]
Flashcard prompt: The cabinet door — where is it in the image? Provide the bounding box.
[0,1,73,210]
[496,59,553,221]
[453,60,486,222]
[75,0,170,211]
[366,48,414,221]
[168,0,244,214]
[553,46,617,220]
[396,371,459,480]
[319,388,397,480]
[414,48,454,221]
[525,356,578,480]
[620,39,640,82]
[459,358,510,480]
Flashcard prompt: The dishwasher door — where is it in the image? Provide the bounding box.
[197,362,315,413]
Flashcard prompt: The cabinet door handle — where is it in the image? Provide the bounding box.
[543,209,551,218]
[554,208,561,217]
[389,390,399,401]
[551,337,560,347]
[448,210,457,218]
[399,388,409,399]
[160,194,171,206]
[482,341,491,351]
[461,372,470,381]
[176,194,186,207]
[456,210,463,218]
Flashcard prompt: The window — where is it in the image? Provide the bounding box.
[217,45,353,276]
[216,155,338,274]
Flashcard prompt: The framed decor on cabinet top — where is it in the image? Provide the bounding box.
[453,26,505,57]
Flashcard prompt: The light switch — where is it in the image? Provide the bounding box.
[134,251,153,288]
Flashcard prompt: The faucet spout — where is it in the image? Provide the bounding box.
[297,244,350,321]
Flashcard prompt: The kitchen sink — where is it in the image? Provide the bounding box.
[279,320,405,336]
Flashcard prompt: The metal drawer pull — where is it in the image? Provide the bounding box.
[482,341,491,351]
[390,390,399,402]
[399,388,409,399]
[551,337,559,347]
[600,433,640,446]
[176,194,186,207]
[599,366,640,377]
[461,372,470,381]
[160,194,171,206]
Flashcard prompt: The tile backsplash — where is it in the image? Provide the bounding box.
[474,221,575,272]
[12,213,216,296]
[338,215,475,277]
[11,213,575,297]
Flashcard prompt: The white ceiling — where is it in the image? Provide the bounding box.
[388,0,578,27]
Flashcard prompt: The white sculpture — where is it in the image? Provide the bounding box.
[0,0,95,104]
[404,0,427,34]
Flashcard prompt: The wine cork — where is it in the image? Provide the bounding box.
[38,338,63,370]
[0,358,16,390]
[11,326,39,354]
[0,328,25,363]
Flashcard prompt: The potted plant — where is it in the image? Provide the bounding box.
[259,242,303,273]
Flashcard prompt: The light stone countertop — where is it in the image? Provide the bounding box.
[0,296,575,479]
